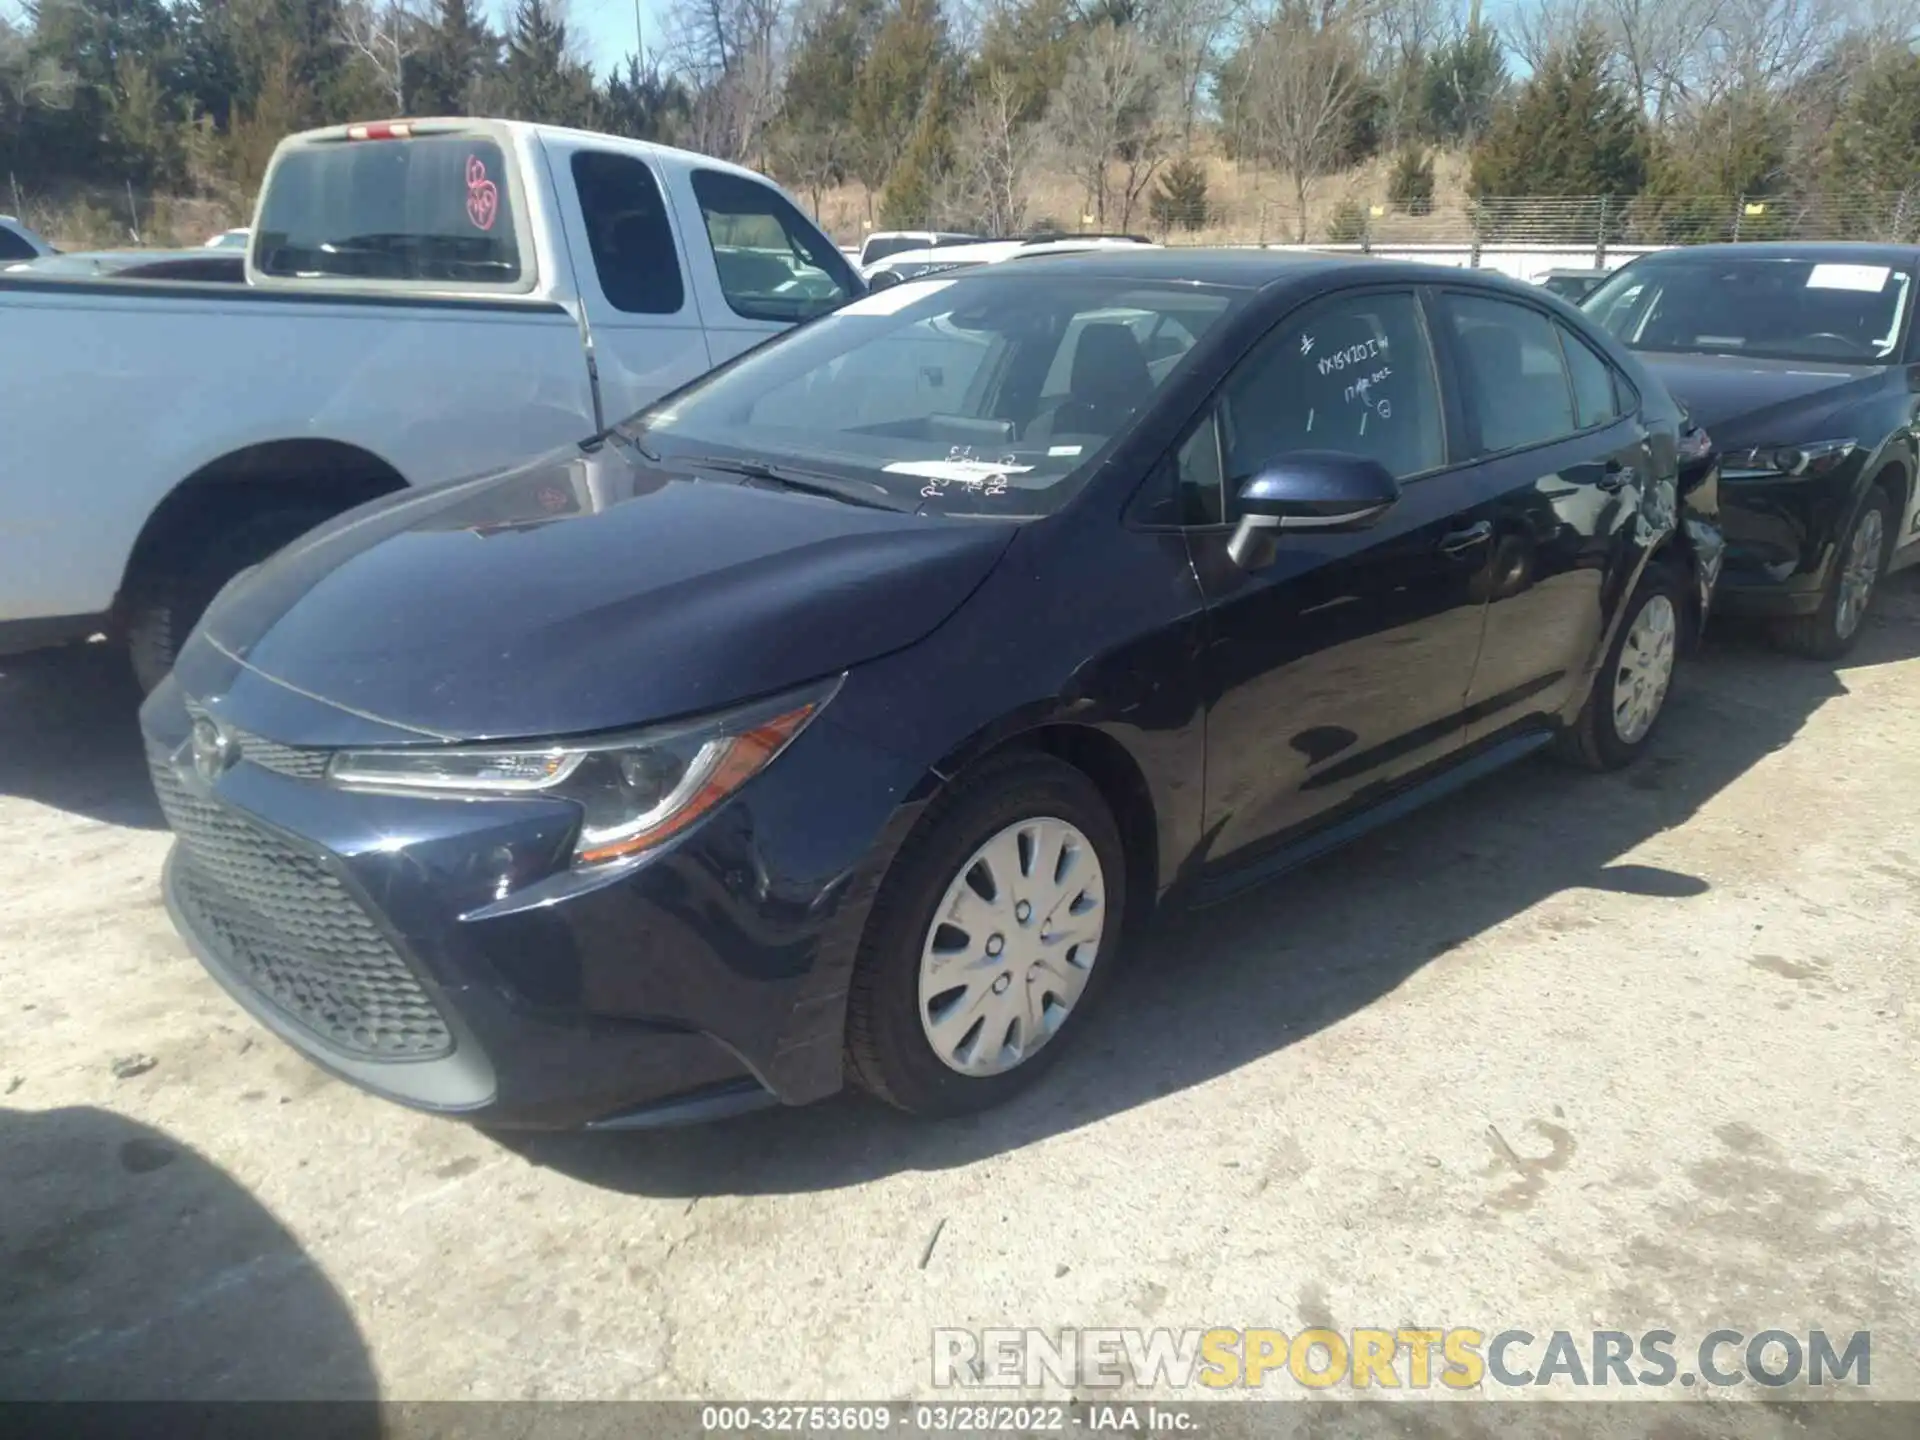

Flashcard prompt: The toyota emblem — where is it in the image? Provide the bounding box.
[190,716,236,783]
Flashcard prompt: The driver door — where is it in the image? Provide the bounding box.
[1185,286,1497,874]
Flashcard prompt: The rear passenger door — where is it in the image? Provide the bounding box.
[1434,290,1657,744]
[550,141,715,424]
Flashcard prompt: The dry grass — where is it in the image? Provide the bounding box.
[810,145,1475,246]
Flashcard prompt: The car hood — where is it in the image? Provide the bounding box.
[197,442,1018,741]
[1635,352,1885,443]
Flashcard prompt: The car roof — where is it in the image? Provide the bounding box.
[1620,241,1920,266]
[968,246,1533,294]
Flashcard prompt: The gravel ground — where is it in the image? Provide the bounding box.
[2,580,1916,1417]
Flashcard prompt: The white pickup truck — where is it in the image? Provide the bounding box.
[0,117,861,688]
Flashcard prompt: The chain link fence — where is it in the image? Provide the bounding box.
[855,189,1920,262]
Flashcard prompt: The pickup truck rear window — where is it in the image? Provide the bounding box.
[254,136,522,285]
[690,168,857,323]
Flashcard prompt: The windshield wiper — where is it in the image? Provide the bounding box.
[681,455,904,512]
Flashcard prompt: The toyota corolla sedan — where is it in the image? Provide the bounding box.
[142,251,1721,1130]
[1583,243,1919,658]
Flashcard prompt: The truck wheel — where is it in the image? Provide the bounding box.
[125,507,333,694]
[1769,484,1895,662]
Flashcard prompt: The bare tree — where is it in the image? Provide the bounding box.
[1048,22,1176,228]
[1508,0,1595,73]
[1242,11,1365,242]
[670,0,790,162]
[1145,0,1244,144]
[942,69,1034,233]
[1363,0,1448,147]
[337,0,426,112]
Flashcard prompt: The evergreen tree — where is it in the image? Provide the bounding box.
[499,0,594,128]
[409,0,497,116]
[1824,48,1920,201]
[1149,155,1208,232]
[1421,23,1504,143]
[600,53,691,142]
[852,0,954,212]
[1471,28,1645,199]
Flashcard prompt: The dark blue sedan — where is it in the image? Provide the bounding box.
[142,251,1722,1129]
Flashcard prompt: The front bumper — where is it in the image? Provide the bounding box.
[140,671,926,1130]
[1709,470,1857,617]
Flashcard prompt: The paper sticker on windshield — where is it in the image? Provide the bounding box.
[1047,444,1083,457]
[884,459,1035,484]
[837,279,957,317]
[1806,264,1889,293]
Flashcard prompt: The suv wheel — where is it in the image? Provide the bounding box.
[1770,485,1894,661]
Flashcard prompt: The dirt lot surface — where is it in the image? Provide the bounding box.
[2,582,1916,1415]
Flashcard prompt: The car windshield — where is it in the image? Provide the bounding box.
[619,272,1240,515]
[1583,254,1914,363]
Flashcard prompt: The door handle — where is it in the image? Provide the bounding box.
[1438,521,1493,555]
[1596,460,1635,492]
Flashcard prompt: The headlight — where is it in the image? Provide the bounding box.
[1726,438,1857,479]
[327,676,841,867]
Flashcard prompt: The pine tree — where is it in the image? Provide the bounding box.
[1470,27,1645,200]
[1387,146,1434,214]
[852,0,955,215]
[499,0,593,128]
[408,0,496,116]
[1421,24,1504,143]
[1824,48,1920,211]
[1150,155,1210,232]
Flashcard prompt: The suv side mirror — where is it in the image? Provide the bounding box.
[1227,452,1401,568]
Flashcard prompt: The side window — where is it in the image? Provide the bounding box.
[1216,290,1445,503]
[1557,322,1622,430]
[1175,411,1226,525]
[1443,293,1577,454]
[0,227,34,261]
[571,151,683,315]
[689,169,857,322]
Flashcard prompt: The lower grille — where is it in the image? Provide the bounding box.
[150,745,453,1060]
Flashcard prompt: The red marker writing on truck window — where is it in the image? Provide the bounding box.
[466,155,499,231]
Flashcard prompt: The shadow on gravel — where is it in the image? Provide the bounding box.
[509,574,1920,1197]
[0,643,163,829]
[0,1105,376,1405]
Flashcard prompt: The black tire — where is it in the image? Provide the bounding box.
[1555,562,1686,772]
[1769,484,1896,661]
[125,506,335,694]
[845,751,1128,1118]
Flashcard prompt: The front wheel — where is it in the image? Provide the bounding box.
[1769,485,1894,661]
[845,753,1127,1118]
[1556,564,1684,772]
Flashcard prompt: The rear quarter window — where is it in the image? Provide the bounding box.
[253,135,524,287]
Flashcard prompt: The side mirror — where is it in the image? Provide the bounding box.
[1227,452,1400,568]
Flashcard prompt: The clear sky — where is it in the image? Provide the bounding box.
[534,0,674,74]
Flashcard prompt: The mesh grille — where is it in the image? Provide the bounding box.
[184,700,331,781]
[151,745,453,1060]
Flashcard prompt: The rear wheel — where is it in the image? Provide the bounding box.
[125,506,334,694]
[1770,485,1894,661]
[1556,563,1684,772]
[845,753,1126,1117]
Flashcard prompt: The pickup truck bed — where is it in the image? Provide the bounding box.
[0,117,860,688]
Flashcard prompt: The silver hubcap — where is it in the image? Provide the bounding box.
[918,817,1107,1077]
[1613,593,1677,746]
[1835,506,1884,641]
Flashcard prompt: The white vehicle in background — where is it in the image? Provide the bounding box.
[856,229,985,274]
[205,227,251,250]
[865,233,1160,289]
[0,215,54,263]
[0,117,862,688]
